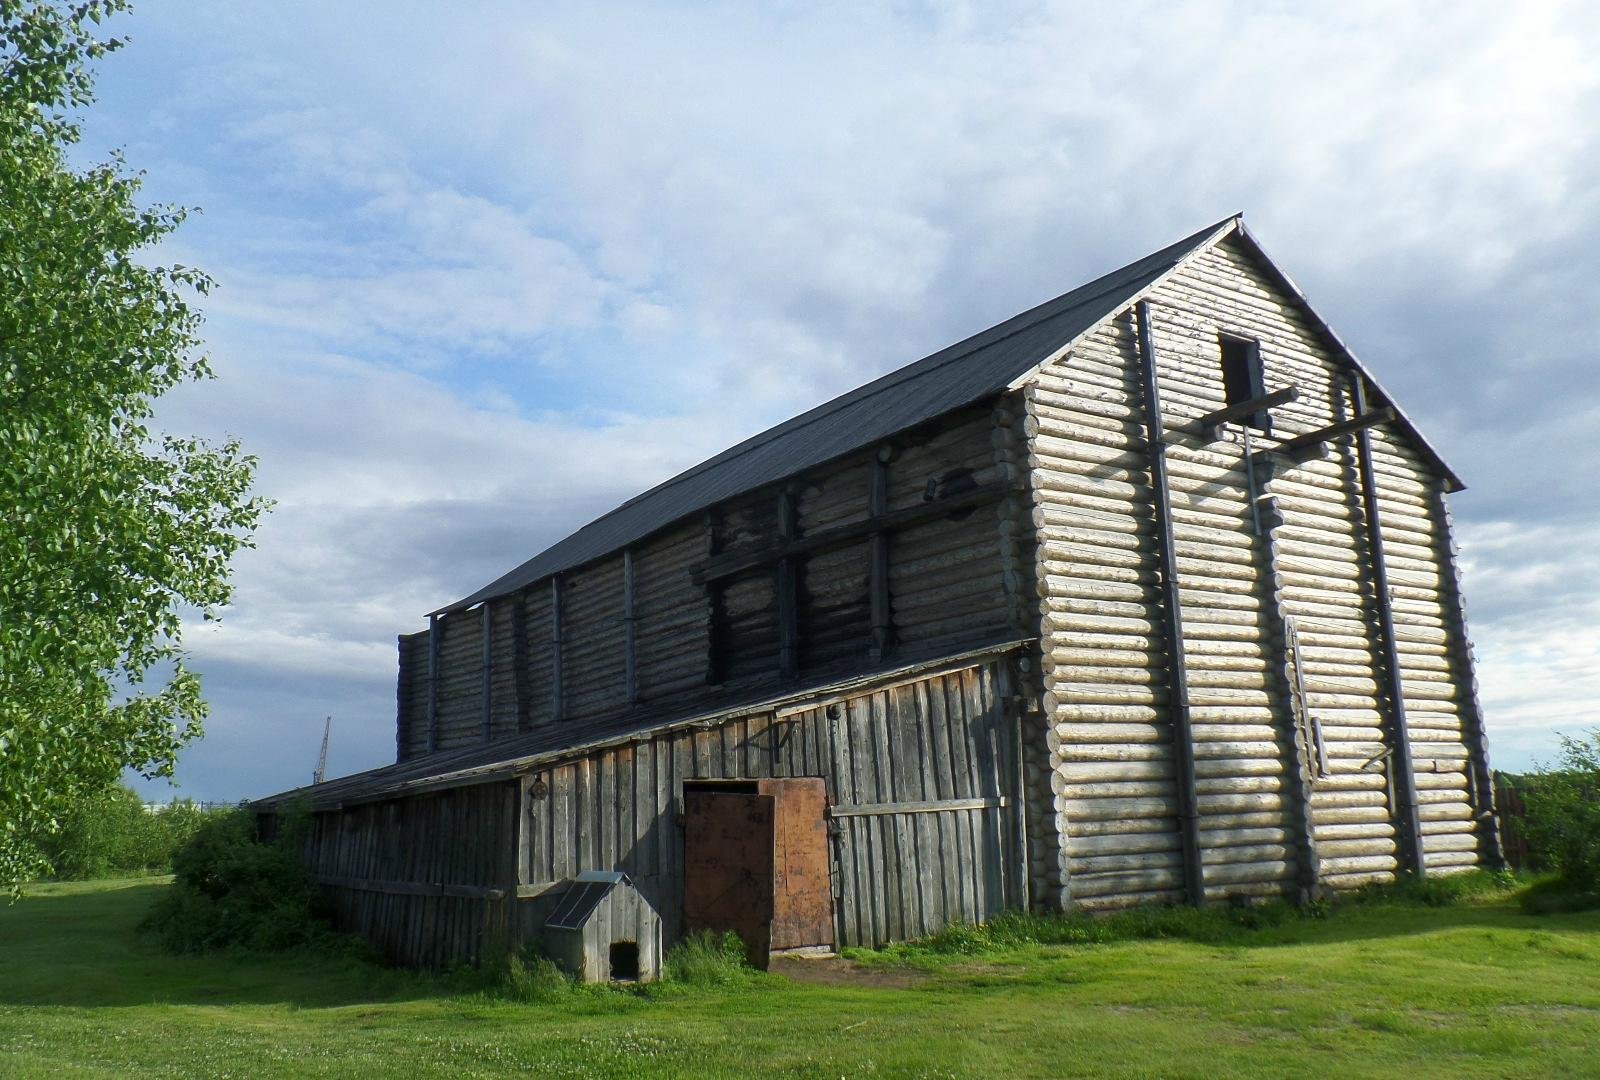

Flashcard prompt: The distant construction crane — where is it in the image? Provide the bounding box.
[313,716,332,785]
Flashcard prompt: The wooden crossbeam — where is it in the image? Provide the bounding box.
[1193,386,1299,441]
[694,479,1013,585]
[1271,406,1396,461]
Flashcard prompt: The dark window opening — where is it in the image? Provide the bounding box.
[1219,335,1270,432]
[609,940,640,981]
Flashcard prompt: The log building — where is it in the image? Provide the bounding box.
[256,216,1503,970]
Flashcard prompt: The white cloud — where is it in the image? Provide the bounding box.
[101,0,1600,798]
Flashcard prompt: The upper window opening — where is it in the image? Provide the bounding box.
[1219,335,1270,432]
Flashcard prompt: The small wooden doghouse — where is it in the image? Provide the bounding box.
[543,871,661,983]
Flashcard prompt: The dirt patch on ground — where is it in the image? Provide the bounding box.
[767,955,930,989]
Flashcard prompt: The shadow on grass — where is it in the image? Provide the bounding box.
[1,880,462,1009]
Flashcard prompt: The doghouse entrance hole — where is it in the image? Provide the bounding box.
[609,941,640,981]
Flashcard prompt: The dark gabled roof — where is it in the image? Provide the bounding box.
[434,213,1464,617]
[433,216,1237,614]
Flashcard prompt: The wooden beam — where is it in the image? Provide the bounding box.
[1194,385,1299,441]
[869,446,893,661]
[426,613,440,754]
[828,795,1008,818]
[776,487,799,680]
[1135,301,1205,906]
[1430,485,1505,868]
[623,548,637,704]
[695,479,1013,584]
[511,590,530,732]
[1351,377,1425,877]
[1271,406,1396,461]
[315,874,506,901]
[550,576,565,721]
[480,602,493,742]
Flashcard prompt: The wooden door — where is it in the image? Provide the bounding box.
[681,789,775,965]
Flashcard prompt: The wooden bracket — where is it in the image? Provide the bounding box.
[1268,406,1397,463]
[1194,386,1300,442]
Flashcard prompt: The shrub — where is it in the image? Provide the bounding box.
[663,930,754,987]
[140,806,343,953]
[36,785,214,880]
[1521,730,1600,898]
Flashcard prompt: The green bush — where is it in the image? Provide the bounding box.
[1522,730,1600,899]
[35,785,213,880]
[140,806,345,954]
[663,930,755,987]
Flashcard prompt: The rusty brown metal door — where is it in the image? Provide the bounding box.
[682,790,775,965]
[761,778,834,951]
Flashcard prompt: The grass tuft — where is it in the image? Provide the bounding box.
[875,869,1522,960]
[662,930,758,988]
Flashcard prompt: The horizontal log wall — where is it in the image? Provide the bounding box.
[1167,237,1482,888]
[396,632,429,761]
[1026,311,1201,909]
[395,406,1016,764]
[1369,426,1492,870]
[1026,234,1488,907]
[301,781,519,968]
[518,658,1022,951]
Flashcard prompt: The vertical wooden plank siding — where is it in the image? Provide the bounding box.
[1134,300,1205,906]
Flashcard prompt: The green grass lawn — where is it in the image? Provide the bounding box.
[3,878,1599,1078]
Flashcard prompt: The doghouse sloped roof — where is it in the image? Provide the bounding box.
[253,640,1029,812]
[435,213,1461,617]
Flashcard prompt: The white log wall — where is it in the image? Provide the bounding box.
[1026,235,1489,908]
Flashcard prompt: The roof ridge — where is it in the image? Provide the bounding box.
[571,216,1238,527]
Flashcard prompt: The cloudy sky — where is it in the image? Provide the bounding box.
[85,1,1598,801]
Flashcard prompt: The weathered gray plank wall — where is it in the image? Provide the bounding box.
[308,655,1023,966]
[516,656,1023,950]
[300,782,519,968]
[396,405,1019,764]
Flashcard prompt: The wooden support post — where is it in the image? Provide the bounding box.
[511,590,530,732]
[777,487,799,680]
[480,602,493,742]
[623,548,638,705]
[869,446,893,662]
[1135,301,1205,906]
[1351,376,1425,878]
[426,614,440,754]
[550,576,565,721]
[1431,487,1506,868]
[705,510,725,686]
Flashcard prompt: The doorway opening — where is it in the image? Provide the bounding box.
[609,940,640,981]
